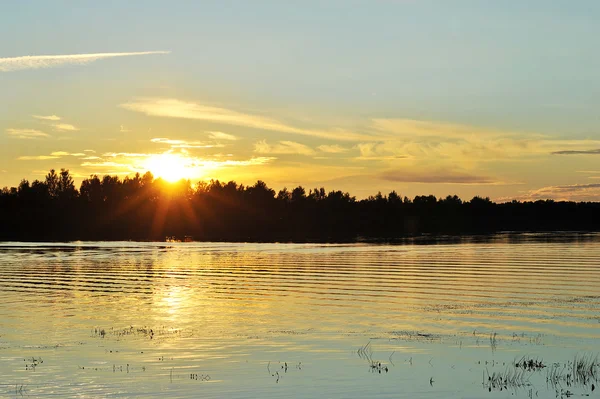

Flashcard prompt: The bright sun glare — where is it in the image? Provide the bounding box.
[142,153,194,182]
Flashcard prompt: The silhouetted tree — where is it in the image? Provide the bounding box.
[45,169,60,198]
[388,190,401,205]
[1,168,600,241]
[58,169,77,200]
[291,186,306,202]
[80,175,103,202]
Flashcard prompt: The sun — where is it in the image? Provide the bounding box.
[142,153,194,182]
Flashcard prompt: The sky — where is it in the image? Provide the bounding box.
[1,0,600,201]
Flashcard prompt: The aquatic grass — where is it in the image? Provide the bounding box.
[266,361,302,383]
[356,342,390,374]
[546,353,598,388]
[368,360,389,373]
[189,373,210,381]
[388,330,441,342]
[91,325,185,341]
[357,341,373,361]
[483,366,532,391]
[573,353,598,384]
[515,356,546,371]
[15,384,27,397]
[24,356,43,371]
[489,331,498,352]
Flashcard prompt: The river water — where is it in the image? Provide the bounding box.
[1,235,599,398]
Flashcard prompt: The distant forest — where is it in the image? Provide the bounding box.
[1,168,599,242]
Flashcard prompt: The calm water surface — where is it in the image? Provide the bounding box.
[1,235,599,398]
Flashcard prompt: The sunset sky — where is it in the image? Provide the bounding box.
[1,1,600,201]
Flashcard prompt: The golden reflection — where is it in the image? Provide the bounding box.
[159,285,187,317]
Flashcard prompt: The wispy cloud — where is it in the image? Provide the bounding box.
[52,123,78,132]
[151,138,193,145]
[318,144,349,154]
[208,131,238,141]
[150,137,220,149]
[79,150,276,179]
[361,119,600,174]
[254,140,315,156]
[0,51,170,72]
[103,152,148,158]
[18,155,60,160]
[381,168,497,184]
[50,151,86,157]
[552,149,600,155]
[30,114,79,132]
[18,151,87,160]
[511,183,600,202]
[121,98,372,141]
[33,115,61,121]
[195,157,276,168]
[81,161,131,168]
[354,142,407,161]
[371,118,516,140]
[6,128,50,139]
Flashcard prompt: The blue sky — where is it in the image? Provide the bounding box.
[1,1,600,200]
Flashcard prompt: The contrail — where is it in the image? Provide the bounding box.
[0,51,170,72]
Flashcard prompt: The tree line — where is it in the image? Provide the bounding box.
[1,168,599,241]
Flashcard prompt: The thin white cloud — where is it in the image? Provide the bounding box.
[52,123,78,131]
[30,114,79,132]
[371,118,517,140]
[197,157,276,168]
[17,155,60,160]
[208,131,238,141]
[371,119,600,161]
[150,137,220,149]
[254,140,315,156]
[0,51,170,72]
[16,151,86,161]
[318,144,349,153]
[6,128,50,139]
[354,119,600,176]
[121,98,372,141]
[81,161,131,168]
[120,125,130,133]
[33,115,61,121]
[83,149,96,153]
[103,152,148,158]
[354,142,407,161]
[50,151,86,156]
[151,138,189,145]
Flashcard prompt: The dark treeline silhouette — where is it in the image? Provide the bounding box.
[1,169,599,242]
